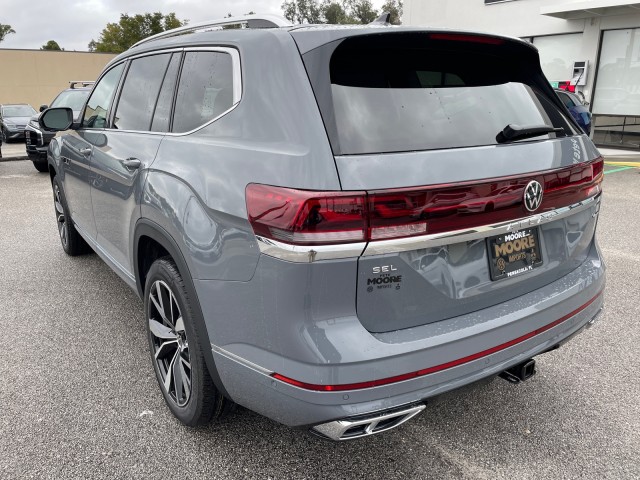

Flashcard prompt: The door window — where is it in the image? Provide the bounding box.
[114,53,172,131]
[150,53,182,133]
[172,51,234,133]
[82,63,124,129]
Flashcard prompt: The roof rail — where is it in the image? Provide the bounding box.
[69,81,95,89]
[131,14,293,49]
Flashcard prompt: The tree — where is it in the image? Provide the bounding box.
[345,0,377,24]
[281,0,324,24]
[88,12,186,53]
[381,0,403,25]
[41,40,63,51]
[282,0,400,25]
[322,2,353,24]
[0,23,15,43]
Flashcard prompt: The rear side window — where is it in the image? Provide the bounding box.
[172,51,234,133]
[303,33,577,155]
[114,53,171,131]
[83,63,124,128]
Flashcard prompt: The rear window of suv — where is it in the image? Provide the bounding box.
[303,33,577,155]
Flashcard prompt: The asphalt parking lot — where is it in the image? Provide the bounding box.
[0,159,638,479]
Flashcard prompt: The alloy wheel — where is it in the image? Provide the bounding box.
[53,185,68,247]
[148,280,192,407]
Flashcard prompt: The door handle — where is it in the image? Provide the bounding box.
[79,147,92,157]
[121,157,142,170]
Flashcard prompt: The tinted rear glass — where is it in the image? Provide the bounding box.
[172,51,234,133]
[303,33,577,155]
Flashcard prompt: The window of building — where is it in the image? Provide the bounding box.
[83,63,124,129]
[592,28,640,148]
[532,33,583,84]
[172,51,234,134]
[114,54,172,131]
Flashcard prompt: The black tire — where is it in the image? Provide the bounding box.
[52,176,90,256]
[33,157,48,173]
[144,257,233,426]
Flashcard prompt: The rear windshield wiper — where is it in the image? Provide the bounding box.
[496,124,566,144]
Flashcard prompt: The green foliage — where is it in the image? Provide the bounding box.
[345,0,377,24]
[282,0,324,24]
[281,0,402,25]
[88,12,186,53]
[41,40,63,51]
[380,0,403,25]
[0,23,16,43]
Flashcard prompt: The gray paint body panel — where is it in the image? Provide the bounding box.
[335,135,599,191]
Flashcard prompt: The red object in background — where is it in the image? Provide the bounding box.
[558,81,576,93]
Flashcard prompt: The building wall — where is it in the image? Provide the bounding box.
[0,49,116,110]
[403,0,640,105]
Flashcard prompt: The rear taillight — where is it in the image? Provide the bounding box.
[246,157,603,247]
[245,184,367,245]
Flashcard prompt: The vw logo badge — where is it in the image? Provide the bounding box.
[524,180,543,212]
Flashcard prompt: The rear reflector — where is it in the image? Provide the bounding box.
[246,157,603,246]
[271,290,603,392]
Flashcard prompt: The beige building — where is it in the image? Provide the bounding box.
[0,49,116,109]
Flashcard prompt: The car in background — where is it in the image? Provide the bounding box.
[25,81,94,172]
[1,104,37,142]
[555,88,592,135]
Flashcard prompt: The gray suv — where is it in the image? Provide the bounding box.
[40,14,605,440]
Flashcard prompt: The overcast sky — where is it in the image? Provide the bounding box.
[1,0,387,51]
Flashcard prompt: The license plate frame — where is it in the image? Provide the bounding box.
[487,227,543,281]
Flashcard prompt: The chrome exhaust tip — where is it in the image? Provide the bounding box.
[311,404,426,441]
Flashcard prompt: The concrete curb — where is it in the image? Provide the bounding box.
[0,156,30,162]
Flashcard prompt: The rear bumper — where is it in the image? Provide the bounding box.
[204,241,605,427]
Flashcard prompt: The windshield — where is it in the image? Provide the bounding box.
[2,105,37,117]
[304,33,577,155]
[50,90,90,111]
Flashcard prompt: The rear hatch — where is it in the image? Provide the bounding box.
[295,29,603,333]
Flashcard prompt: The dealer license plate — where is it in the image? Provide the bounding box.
[487,227,543,281]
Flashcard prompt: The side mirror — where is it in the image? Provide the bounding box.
[39,107,74,132]
[39,104,48,112]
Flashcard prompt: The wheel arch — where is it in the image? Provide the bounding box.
[134,218,231,400]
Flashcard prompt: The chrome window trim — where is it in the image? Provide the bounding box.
[256,194,601,262]
[85,47,241,137]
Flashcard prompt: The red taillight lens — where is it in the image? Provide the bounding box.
[246,184,367,245]
[246,158,603,247]
[543,156,603,207]
[428,33,504,45]
[368,192,428,240]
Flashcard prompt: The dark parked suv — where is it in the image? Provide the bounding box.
[40,14,605,440]
[26,81,93,172]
